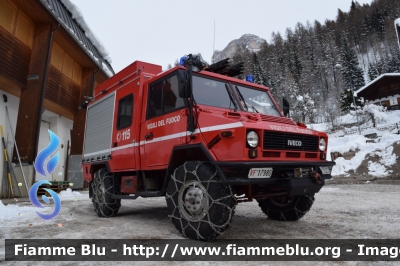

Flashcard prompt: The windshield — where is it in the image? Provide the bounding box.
[234,85,281,116]
[192,75,237,110]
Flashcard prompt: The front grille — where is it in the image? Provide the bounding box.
[263,130,319,152]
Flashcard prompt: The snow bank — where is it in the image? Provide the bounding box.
[329,133,400,177]
[328,134,368,154]
[0,188,85,222]
[0,200,38,222]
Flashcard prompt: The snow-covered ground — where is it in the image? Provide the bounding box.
[2,185,400,265]
[1,110,400,265]
[310,110,400,177]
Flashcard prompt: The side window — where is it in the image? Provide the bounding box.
[117,94,133,129]
[148,82,163,118]
[147,74,185,119]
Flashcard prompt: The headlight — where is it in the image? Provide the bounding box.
[319,138,326,151]
[247,131,259,148]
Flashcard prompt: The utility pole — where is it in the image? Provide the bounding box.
[351,86,362,135]
[395,18,400,51]
[349,77,362,135]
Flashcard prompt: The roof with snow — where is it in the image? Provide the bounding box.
[355,73,400,96]
[39,0,114,77]
[396,18,400,27]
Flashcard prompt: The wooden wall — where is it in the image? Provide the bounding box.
[0,26,30,89]
[359,77,400,101]
[45,65,80,114]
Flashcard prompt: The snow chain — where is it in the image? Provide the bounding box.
[166,161,236,240]
[277,194,314,221]
[92,169,120,217]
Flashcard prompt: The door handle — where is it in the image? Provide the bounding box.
[145,132,154,140]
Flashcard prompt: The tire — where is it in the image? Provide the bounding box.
[91,168,121,217]
[257,194,315,221]
[166,161,236,241]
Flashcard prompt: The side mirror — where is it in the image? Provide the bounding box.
[283,97,290,117]
[177,69,190,98]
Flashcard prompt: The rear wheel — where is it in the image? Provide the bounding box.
[257,194,315,221]
[91,168,121,217]
[166,161,236,241]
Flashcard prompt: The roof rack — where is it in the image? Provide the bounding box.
[204,58,244,77]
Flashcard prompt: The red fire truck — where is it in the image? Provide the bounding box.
[82,54,335,241]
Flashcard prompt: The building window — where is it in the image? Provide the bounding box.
[0,0,34,47]
[50,43,82,85]
[51,44,63,70]
[15,11,34,47]
[0,0,16,33]
[62,54,74,79]
[117,94,133,129]
[380,100,390,107]
[72,63,82,85]
[147,74,185,119]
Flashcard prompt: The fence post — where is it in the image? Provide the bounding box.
[397,123,399,135]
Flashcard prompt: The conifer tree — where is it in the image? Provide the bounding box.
[339,35,364,112]
[340,88,362,112]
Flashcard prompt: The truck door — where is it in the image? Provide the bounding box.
[142,72,187,167]
[111,84,137,170]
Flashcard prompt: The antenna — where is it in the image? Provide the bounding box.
[213,20,215,63]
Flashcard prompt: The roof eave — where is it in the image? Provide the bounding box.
[355,73,400,96]
[38,0,114,78]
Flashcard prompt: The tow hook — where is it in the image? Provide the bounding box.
[311,171,322,185]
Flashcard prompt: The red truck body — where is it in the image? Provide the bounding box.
[81,57,335,240]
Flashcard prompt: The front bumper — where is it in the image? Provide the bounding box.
[213,161,336,196]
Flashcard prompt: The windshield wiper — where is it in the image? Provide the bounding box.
[235,86,259,113]
[225,84,238,112]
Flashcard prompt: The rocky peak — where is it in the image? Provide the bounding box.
[212,34,266,63]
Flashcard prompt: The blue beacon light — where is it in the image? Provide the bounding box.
[179,56,187,66]
[246,74,254,83]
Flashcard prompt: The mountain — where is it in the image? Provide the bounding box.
[211,34,266,63]
[214,0,400,124]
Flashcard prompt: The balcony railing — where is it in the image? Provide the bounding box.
[388,105,400,110]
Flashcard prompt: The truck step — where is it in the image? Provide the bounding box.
[136,191,162,197]
[111,191,162,199]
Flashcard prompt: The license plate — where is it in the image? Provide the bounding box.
[248,168,273,178]
[319,166,332,175]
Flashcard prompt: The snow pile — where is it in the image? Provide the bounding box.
[58,188,83,201]
[362,104,387,125]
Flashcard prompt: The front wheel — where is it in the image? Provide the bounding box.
[166,161,236,241]
[257,194,315,221]
[91,168,121,217]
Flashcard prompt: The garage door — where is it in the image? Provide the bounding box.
[36,121,53,181]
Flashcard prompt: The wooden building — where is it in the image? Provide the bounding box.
[355,74,400,110]
[0,0,114,197]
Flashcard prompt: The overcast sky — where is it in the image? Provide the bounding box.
[70,0,373,73]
